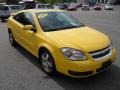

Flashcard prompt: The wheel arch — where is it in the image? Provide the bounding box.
[37,44,58,63]
[38,45,56,58]
[38,47,48,56]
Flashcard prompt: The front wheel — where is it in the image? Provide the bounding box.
[1,18,6,22]
[39,49,56,76]
[9,31,17,47]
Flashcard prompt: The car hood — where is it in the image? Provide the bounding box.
[45,27,110,52]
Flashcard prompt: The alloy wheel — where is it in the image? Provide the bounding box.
[41,52,53,73]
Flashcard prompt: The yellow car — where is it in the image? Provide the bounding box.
[7,9,116,78]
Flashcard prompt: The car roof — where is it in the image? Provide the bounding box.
[1,5,21,7]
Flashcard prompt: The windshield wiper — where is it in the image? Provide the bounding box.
[61,26,80,29]
[59,25,85,30]
[44,25,85,32]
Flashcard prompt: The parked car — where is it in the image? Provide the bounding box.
[54,3,69,10]
[53,4,65,9]
[8,9,116,78]
[67,3,77,11]
[24,3,53,9]
[0,5,22,22]
[76,3,82,8]
[63,3,69,9]
[94,4,101,10]
[82,4,90,11]
[104,4,113,10]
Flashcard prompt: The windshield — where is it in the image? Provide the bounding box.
[10,6,22,10]
[36,12,84,32]
[0,6,8,10]
[106,4,111,6]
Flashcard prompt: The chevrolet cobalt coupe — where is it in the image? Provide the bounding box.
[7,9,116,77]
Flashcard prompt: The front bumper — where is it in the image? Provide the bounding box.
[94,8,101,10]
[55,48,116,78]
[105,8,113,10]
[0,15,10,18]
[67,8,76,11]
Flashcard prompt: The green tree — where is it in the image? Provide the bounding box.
[51,0,59,4]
[0,0,7,3]
[36,0,46,3]
[36,0,59,4]
[6,0,20,4]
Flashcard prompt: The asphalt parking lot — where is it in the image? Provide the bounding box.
[0,6,120,90]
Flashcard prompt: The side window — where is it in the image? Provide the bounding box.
[24,4,36,9]
[13,12,35,26]
[10,6,21,10]
[23,13,35,26]
[13,13,24,23]
[13,13,21,22]
[38,4,42,8]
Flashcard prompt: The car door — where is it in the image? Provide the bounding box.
[11,12,26,46]
[13,12,39,56]
[19,12,39,56]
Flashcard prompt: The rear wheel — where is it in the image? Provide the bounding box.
[75,8,77,11]
[39,49,56,76]
[9,31,17,47]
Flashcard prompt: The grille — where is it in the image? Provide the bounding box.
[89,45,112,61]
[68,70,93,76]
[96,60,112,72]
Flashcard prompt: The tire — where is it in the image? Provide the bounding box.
[39,49,56,76]
[9,31,17,47]
[75,8,77,11]
[1,18,6,22]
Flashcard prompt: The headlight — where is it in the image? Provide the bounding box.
[61,48,87,61]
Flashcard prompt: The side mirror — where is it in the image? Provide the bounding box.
[23,25,33,30]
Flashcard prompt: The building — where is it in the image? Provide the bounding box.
[77,0,119,3]
[77,0,107,3]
